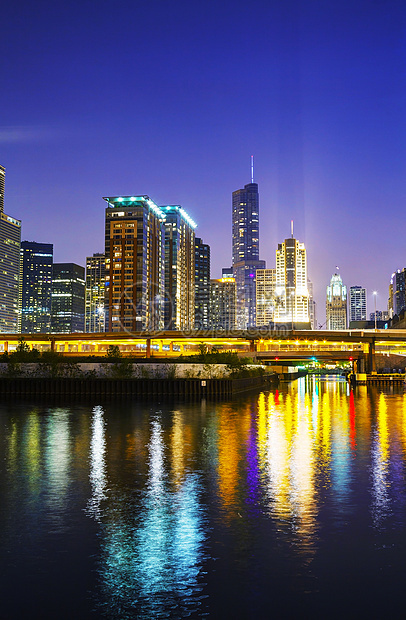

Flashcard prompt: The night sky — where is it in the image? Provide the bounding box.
[2,0,406,322]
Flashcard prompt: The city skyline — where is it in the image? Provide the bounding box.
[2,1,406,317]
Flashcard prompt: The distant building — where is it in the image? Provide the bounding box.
[222,266,233,278]
[308,279,317,329]
[273,229,309,326]
[256,268,276,326]
[19,241,53,333]
[232,180,265,328]
[388,274,394,318]
[85,253,105,333]
[210,278,236,331]
[326,273,347,330]
[370,310,389,322]
[103,196,165,332]
[0,164,21,333]
[194,237,210,330]
[392,269,406,316]
[51,263,85,333]
[163,206,196,331]
[349,286,367,322]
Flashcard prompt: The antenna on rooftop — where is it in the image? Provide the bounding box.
[251,155,254,183]
[291,219,294,238]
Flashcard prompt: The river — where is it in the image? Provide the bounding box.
[1,377,406,618]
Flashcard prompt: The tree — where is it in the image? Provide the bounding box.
[106,345,122,359]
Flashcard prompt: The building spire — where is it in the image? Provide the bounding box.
[251,155,254,183]
[291,219,294,238]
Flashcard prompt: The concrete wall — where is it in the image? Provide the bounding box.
[0,362,233,379]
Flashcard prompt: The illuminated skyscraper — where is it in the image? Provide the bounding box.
[349,286,367,322]
[103,196,165,332]
[0,164,21,333]
[195,237,210,330]
[256,268,276,326]
[273,228,309,326]
[19,241,53,333]
[163,206,196,331]
[326,273,347,330]
[308,278,317,329]
[85,253,105,332]
[209,278,236,330]
[390,270,406,316]
[232,179,265,328]
[51,263,85,333]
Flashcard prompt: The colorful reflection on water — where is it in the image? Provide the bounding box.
[2,377,406,618]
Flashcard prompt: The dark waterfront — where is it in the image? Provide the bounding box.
[1,377,406,619]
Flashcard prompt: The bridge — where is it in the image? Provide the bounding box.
[2,328,406,373]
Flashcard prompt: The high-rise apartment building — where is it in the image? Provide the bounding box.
[104,196,165,332]
[256,268,276,326]
[273,230,309,326]
[326,273,347,330]
[349,286,367,322]
[209,277,236,331]
[163,206,196,331]
[232,180,265,328]
[0,164,21,333]
[85,253,105,333]
[195,237,210,330]
[19,241,53,333]
[51,263,85,333]
[308,279,317,329]
[391,269,406,316]
[388,275,394,318]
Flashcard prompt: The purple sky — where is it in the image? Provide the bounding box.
[2,0,406,323]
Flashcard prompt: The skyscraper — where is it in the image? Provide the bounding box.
[307,279,317,330]
[349,286,367,322]
[232,178,265,328]
[19,241,53,333]
[273,228,309,326]
[209,277,236,331]
[391,269,406,316]
[104,196,165,332]
[163,206,196,331]
[0,164,21,333]
[51,263,85,333]
[256,268,276,326]
[195,237,210,330]
[85,253,105,333]
[326,273,347,330]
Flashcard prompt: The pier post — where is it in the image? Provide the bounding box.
[369,339,377,374]
[146,338,151,359]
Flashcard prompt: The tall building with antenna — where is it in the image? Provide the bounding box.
[232,157,265,328]
[273,222,310,326]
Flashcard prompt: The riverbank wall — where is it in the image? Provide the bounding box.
[0,373,278,399]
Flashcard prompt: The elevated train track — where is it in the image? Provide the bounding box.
[2,328,406,373]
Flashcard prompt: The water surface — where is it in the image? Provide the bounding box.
[1,377,406,618]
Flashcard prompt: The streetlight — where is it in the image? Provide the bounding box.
[373,291,377,330]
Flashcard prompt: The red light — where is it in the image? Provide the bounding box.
[349,357,353,361]
[275,357,279,361]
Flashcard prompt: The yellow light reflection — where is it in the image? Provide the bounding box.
[370,393,391,528]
